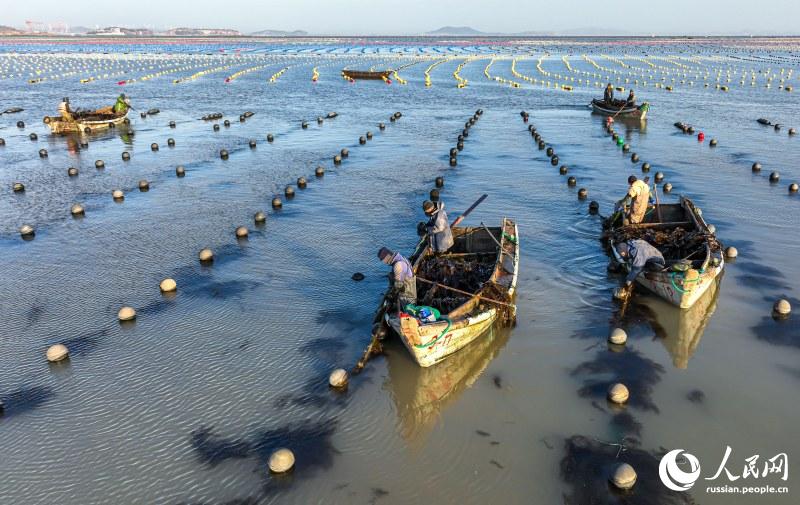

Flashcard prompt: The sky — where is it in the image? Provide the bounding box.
[4,0,798,35]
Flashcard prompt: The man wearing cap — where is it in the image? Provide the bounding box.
[618,175,650,225]
[422,200,454,254]
[378,247,417,307]
[615,239,665,292]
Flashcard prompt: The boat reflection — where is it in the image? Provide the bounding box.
[635,277,721,369]
[383,324,511,443]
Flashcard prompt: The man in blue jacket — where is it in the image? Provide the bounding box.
[616,239,666,290]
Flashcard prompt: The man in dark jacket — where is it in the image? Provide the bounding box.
[422,200,454,254]
[616,239,665,288]
[604,83,614,105]
[378,247,417,307]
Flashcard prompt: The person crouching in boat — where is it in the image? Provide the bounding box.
[97,94,130,116]
[58,97,74,121]
[615,239,665,295]
[626,89,636,107]
[378,247,417,308]
[604,83,614,105]
[618,175,650,225]
[422,200,454,254]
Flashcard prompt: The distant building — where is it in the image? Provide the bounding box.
[0,25,24,35]
[87,26,154,36]
[164,27,241,36]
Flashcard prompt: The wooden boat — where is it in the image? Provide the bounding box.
[605,196,724,309]
[591,98,650,119]
[43,111,128,134]
[386,218,519,367]
[341,69,391,80]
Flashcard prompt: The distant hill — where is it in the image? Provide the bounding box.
[425,26,485,36]
[0,25,23,35]
[250,29,308,37]
[68,26,92,34]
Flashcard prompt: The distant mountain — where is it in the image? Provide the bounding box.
[425,26,486,36]
[68,26,92,34]
[0,25,23,35]
[250,29,308,37]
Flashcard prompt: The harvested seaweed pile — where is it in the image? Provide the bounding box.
[610,227,721,262]
[417,255,494,314]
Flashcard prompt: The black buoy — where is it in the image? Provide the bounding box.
[457,141,464,151]
[663,182,673,193]
[366,131,373,140]
[317,117,324,124]
[301,121,308,129]
[589,201,599,214]
[169,120,176,128]
[769,171,780,182]
[457,134,464,142]
[95,160,105,169]
[378,123,385,130]
[30,133,38,141]
[213,124,220,131]
[168,138,175,147]
[789,183,799,193]
[546,147,554,157]
[430,188,440,201]
[68,167,78,177]
[122,151,130,161]
[341,148,349,158]
[709,139,718,147]
[567,176,577,186]
[631,153,640,162]
[449,157,457,166]
[450,147,458,157]
[752,162,762,172]
[0,138,5,146]
[223,119,230,127]
[297,177,307,188]
[435,176,444,187]
[642,162,651,172]
[249,139,257,148]
[267,133,274,142]
[285,185,295,198]
[559,165,568,175]
[578,188,588,199]
[176,166,185,177]
[220,149,229,160]
[272,197,282,209]
[394,112,402,119]
[462,129,469,138]
[334,155,342,165]
[622,144,631,152]
[538,141,545,150]
[655,171,664,182]
[550,155,559,166]
[17,121,25,128]
[151,142,159,151]
[359,136,366,144]
[315,166,325,177]
[38,148,47,158]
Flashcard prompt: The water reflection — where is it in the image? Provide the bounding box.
[636,278,721,369]
[383,324,511,443]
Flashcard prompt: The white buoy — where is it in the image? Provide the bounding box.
[725,246,738,258]
[19,224,35,237]
[70,203,85,216]
[608,383,629,404]
[610,462,637,490]
[235,226,249,238]
[268,448,295,473]
[329,368,349,388]
[118,306,136,321]
[609,328,627,345]
[199,248,214,262]
[254,211,267,223]
[160,278,177,292]
[112,189,124,200]
[46,344,69,362]
[773,299,792,316]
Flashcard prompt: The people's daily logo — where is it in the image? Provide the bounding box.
[659,449,702,491]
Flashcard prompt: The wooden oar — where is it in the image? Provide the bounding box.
[352,194,488,373]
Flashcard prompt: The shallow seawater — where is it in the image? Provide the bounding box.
[1,38,799,504]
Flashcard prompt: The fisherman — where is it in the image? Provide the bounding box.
[57,97,73,121]
[378,247,417,307]
[97,93,130,115]
[618,175,650,225]
[422,200,454,254]
[626,89,636,107]
[615,239,666,291]
[604,83,614,105]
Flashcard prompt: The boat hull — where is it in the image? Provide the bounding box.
[44,113,128,134]
[387,218,519,367]
[591,99,648,120]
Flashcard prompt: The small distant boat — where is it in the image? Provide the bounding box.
[43,111,128,134]
[605,196,724,309]
[341,69,392,81]
[386,218,520,367]
[591,99,650,119]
